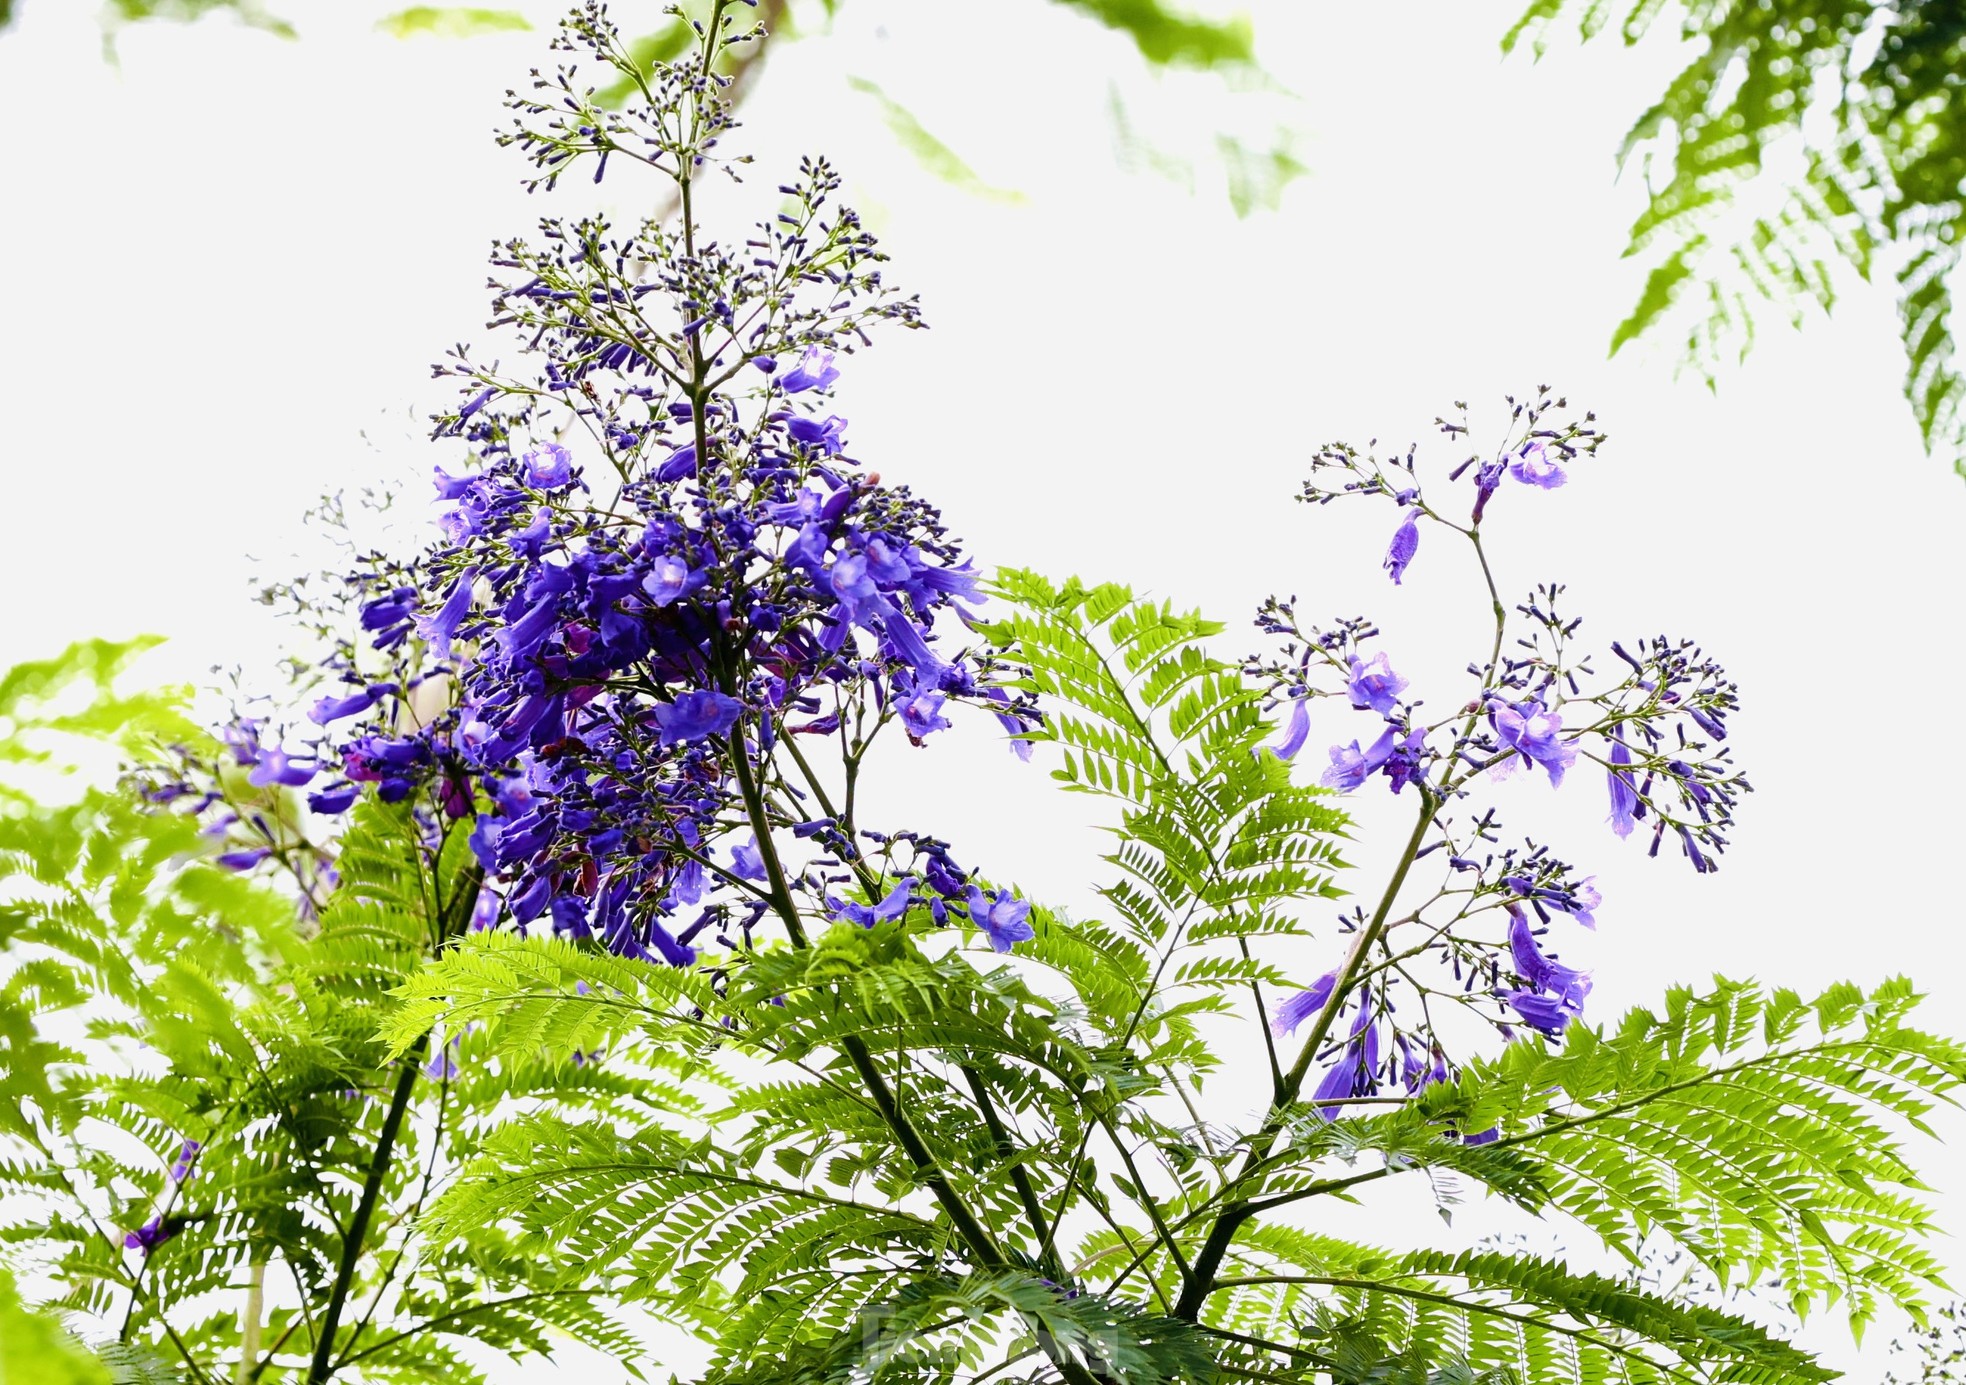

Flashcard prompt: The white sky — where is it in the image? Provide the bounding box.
[2,1,1962,1380]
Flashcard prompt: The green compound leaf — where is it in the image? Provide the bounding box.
[376,6,531,39]
[846,77,1025,205]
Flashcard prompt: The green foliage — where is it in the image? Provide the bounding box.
[96,0,296,50]
[0,648,639,1384]
[1051,0,1255,70]
[6,565,1960,1385]
[847,76,1026,205]
[375,7,531,39]
[1508,0,1966,476]
[382,573,1343,1381]
[0,1267,111,1385]
[1192,977,1963,1380]
[387,568,1961,1384]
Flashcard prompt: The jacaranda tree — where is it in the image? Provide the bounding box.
[1,4,1959,1383]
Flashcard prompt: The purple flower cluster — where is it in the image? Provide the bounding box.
[1247,392,1749,1092]
[170,19,1044,974]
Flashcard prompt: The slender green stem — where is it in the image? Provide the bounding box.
[963,1067,1059,1274]
[305,1040,426,1385]
[1172,789,1438,1320]
[780,726,1065,1270]
[305,854,481,1384]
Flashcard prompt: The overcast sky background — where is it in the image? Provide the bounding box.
[2,0,1962,1379]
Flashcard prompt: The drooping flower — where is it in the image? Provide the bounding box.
[417,567,479,658]
[1381,727,1431,795]
[655,443,699,482]
[1346,652,1408,716]
[308,783,361,814]
[522,441,574,488]
[1260,698,1311,761]
[1503,987,1582,1036]
[786,414,848,456]
[123,1216,179,1257]
[438,506,482,547]
[778,347,840,394]
[432,464,477,501]
[167,1138,202,1184]
[1488,698,1577,788]
[1606,736,1640,838]
[1563,877,1601,930]
[309,684,392,726]
[652,690,742,747]
[247,747,316,788]
[1471,460,1506,523]
[215,847,271,871]
[829,876,915,928]
[1271,970,1338,1036]
[1508,442,1566,489]
[965,887,1034,953]
[1308,1000,1379,1120]
[1383,509,1420,584]
[1321,727,1396,791]
[1506,906,1592,1007]
[731,835,767,881]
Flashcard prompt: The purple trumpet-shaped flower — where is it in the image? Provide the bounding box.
[652,690,742,747]
[1503,988,1583,1036]
[827,551,883,624]
[309,783,361,814]
[1308,1001,1380,1120]
[1606,737,1640,839]
[1395,1035,1451,1094]
[1383,509,1420,584]
[248,747,316,788]
[123,1216,179,1256]
[645,918,698,968]
[655,444,698,482]
[418,566,479,658]
[965,887,1035,953]
[731,836,767,881]
[1507,907,1592,1008]
[424,1036,461,1081]
[438,506,482,547]
[893,680,951,740]
[778,347,840,394]
[215,847,272,871]
[829,877,915,928]
[642,554,705,607]
[1271,970,1338,1037]
[1260,698,1311,762]
[786,414,848,456]
[1346,653,1408,716]
[1508,442,1566,489]
[432,464,477,501]
[309,684,392,726]
[1381,727,1431,795]
[1321,727,1396,791]
[1471,460,1506,523]
[1563,877,1601,930]
[1488,699,1577,788]
[167,1138,202,1184]
[523,441,574,488]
